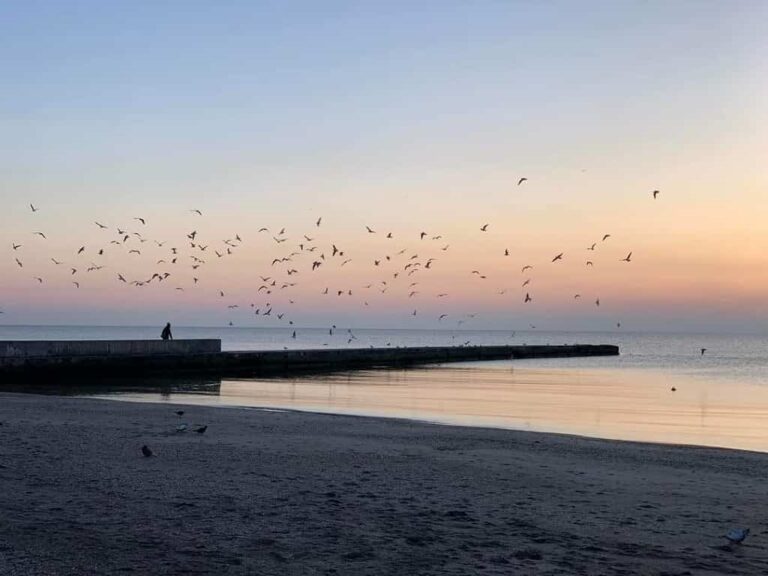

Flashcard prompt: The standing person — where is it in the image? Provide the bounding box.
[161,322,173,341]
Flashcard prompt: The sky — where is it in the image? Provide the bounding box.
[1,1,766,332]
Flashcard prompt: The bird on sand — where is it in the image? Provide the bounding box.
[725,528,749,545]
[517,177,528,186]
[194,425,208,434]
[141,445,153,457]
[175,410,185,416]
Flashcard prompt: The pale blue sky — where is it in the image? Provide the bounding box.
[1,1,766,330]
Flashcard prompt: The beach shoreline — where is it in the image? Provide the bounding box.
[1,392,767,575]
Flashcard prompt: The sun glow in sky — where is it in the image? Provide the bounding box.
[1,1,766,331]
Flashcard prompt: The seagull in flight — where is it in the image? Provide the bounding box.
[701,348,707,356]
[30,203,39,212]
[621,252,632,262]
[134,217,146,225]
[602,234,611,241]
[480,224,489,232]
[34,232,47,239]
[652,190,660,199]
[552,253,563,262]
[517,177,527,186]
[365,226,376,233]
[12,243,21,250]
[191,209,203,216]
[95,222,108,229]
[521,265,533,273]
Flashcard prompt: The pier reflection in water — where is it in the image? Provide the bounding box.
[76,363,768,453]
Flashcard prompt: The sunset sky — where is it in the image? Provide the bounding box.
[1,1,766,331]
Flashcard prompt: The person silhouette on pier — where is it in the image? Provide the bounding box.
[161,322,173,341]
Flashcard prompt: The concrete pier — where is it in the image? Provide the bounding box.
[0,340,618,381]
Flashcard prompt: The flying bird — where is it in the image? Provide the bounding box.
[134,217,146,225]
[701,348,707,356]
[652,190,660,199]
[552,253,563,262]
[30,203,39,212]
[602,234,611,241]
[191,209,203,215]
[95,222,108,229]
[34,232,47,239]
[365,226,376,233]
[524,293,532,303]
[480,224,489,232]
[517,177,528,186]
[621,252,632,262]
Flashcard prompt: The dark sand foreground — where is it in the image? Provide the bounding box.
[1,393,767,575]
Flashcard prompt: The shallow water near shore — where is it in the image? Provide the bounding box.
[5,326,768,452]
[80,362,768,453]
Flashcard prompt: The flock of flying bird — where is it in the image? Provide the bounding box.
[5,185,662,337]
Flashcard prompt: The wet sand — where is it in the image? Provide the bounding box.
[1,392,767,575]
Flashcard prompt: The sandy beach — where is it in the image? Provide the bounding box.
[1,393,767,575]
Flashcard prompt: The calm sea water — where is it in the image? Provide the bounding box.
[3,325,768,450]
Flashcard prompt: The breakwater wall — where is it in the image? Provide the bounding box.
[0,340,618,380]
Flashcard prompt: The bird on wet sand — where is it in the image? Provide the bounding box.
[175,410,185,416]
[725,528,749,545]
[194,425,208,434]
[141,445,153,457]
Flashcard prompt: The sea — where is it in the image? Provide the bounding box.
[3,325,768,452]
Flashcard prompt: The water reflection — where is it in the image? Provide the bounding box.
[81,365,768,452]
[7,375,222,398]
